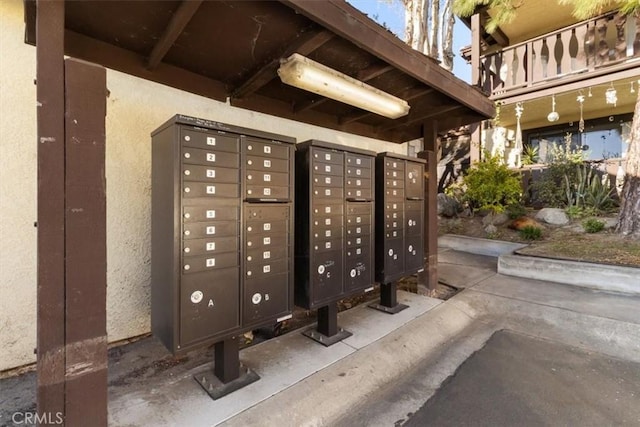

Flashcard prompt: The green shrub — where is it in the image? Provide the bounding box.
[530,135,584,207]
[565,205,597,220]
[519,225,543,240]
[521,145,539,166]
[506,203,527,219]
[583,218,605,233]
[461,152,522,214]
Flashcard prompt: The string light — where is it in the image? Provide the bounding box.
[605,82,617,106]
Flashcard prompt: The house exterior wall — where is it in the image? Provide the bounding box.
[0,0,409,372]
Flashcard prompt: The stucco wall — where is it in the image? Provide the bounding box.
[0,0,408,372]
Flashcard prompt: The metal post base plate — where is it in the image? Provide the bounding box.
[194,364,260,400]
[368,302,409,314]
[302,327,353,347]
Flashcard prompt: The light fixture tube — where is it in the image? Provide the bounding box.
[277,53,410,119]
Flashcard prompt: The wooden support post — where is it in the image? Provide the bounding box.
[63,58,108,426]
[471,13,481,87]
[36,0,66,421]
[417,121,438,292]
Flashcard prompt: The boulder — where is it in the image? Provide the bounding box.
[509,216,542,231]
[437,193,458,218]
[484,224,498,235]
[482,212,510,227]
[535,208,569,225]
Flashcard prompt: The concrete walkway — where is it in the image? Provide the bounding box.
[1,243,639,426]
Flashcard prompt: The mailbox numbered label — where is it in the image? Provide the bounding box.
[206,226,216,235]
[206,242,215,251]
[206,153,216,162]
[206,137,216,146]
[206,258,215,267]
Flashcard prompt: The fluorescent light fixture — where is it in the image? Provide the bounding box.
[277,53,410,119]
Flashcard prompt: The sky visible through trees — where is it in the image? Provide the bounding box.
[348,0,473,82]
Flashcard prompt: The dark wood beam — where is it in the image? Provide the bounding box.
[64,29,228,102]
[380,105,465,131]
[232,30,335,99]
[36,0,66,420]
[23,0,37,45]
[63,57,108,426]
[294,64,395,114]
[147,0,203,70]
[339,87,435,125]
[417,120,439,292]
[471,13,481,87]
[281,0,494,119]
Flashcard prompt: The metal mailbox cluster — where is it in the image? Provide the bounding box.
[375,152,426,284]
[294,140,376,311]
[151,115,295,355]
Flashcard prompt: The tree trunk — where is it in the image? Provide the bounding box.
[428,0,440,58]
[441,0,455,70]
[616,90,640,238]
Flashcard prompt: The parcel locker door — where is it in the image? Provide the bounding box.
[311,250,343,306]
[180,268,240,346]
[344,256,373,292]
[405,161,424,200]
[405,235,424,273]
[383,237,404,281]
[243,273,289,326]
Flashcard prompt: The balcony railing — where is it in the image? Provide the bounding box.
[479,11,640,97]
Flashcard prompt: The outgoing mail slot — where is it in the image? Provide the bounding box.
[312,148,344,165]
[181,129,239,153]
[183,204,239,222]
[245,204,290,221]
[182,251,238,273]
[244,138,291,160]
[183,182,239,198]
[182,147,239,167]
[345,154,372,169]
[183,221,238,239]
[245,170,289,187]
[243,272,289,326]
[246,155,289,173]
[183,165,239,184]
[182,236,238,257]
[246,185,289,200]
[179,268,240,346]
[347,203,373,215]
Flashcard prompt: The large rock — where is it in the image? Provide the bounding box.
[482,212,510,227]
[437,193,458,218]
[535,208,569,225]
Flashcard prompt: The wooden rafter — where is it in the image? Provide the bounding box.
[380,105,465,131]
[147,0,203,70]
[232,30,335,99]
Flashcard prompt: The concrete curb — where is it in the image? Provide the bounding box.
[222,301,477,427]
[439,234,527,257]
[498,254,640,295]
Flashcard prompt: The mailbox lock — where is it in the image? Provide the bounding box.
[408,245,414,252]
[317,265,325,275]
[184,135,191,141]
[252,293,262,304]
[350,269,357,278]
[184,264,190,271]
[190,291,203,304]
[388,249,394,256]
